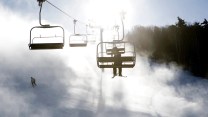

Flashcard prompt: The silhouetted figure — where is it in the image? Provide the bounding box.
[112,47,122,78]
[31,77,37,88]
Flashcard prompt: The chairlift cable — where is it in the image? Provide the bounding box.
[45,0,87,25]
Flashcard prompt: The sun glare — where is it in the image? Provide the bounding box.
[86,0,132,29]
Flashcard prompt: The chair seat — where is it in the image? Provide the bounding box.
[29,43,64,50]
[69,43,87,47]
[97,57,135,62]
[98,64,135,68]
[97,56,135,68]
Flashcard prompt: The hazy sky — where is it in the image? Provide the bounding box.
[1,0,208,28]
[1,0,208,117]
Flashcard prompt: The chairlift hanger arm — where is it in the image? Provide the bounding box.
[121,18,124,40]
[37,0,50,26]
[37,0,80,27]
[112,12,125,41]
[120,11,126,41]
[73,19,77,34]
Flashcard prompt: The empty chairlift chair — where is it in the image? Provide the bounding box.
[69,34,87,47]
[29,25,65,50]
[85,25,96,43]
[86,34,96,43]
[97,41,136,68]
[69,20,88,47]
[29,0,65,50]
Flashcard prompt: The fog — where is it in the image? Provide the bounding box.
[1,4,208,117]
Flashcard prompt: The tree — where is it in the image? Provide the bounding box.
[176,17,186,28]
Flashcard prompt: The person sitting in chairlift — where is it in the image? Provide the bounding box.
[112,46,123,78]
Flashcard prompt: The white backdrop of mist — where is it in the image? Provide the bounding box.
[1,2,208,117]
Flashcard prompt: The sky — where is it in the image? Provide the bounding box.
[0,0,208,117]
[1,0,208,28]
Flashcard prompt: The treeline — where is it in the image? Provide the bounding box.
[127,17,208,78]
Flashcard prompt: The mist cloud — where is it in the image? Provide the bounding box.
[1,2,208,117]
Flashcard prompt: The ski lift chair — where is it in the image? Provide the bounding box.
[29,25,65,50]
[29,0,65,50]
[97,41,136,68]
[69,20,88,47]
[69,34,88,47]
